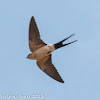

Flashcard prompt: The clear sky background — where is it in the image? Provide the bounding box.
[0,0,100,100]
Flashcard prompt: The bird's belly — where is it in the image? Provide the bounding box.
[32,44,55,60]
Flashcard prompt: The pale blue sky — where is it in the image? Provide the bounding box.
[0,0,100,100]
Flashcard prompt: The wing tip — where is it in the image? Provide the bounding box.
[54,77,64,83]
[61,80,64,83]
[58,79,64,83]
[29,16,35,26]
[31,16,34,20]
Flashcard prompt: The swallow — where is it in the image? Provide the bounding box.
[27,16,77,83]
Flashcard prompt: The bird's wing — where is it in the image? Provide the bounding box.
[29,16,46,52]
[37,55,64,83]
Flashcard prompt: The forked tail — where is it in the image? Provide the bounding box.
[54,33,77,49]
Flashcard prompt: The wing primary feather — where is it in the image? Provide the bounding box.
[37,55,64,83]
[29,16,46,52]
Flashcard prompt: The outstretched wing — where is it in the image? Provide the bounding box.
[29,16,46,52]
[37,55,64,83]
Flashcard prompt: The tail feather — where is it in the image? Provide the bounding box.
[54,34,77,49]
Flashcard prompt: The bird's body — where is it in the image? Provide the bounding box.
[28,44,55,60]
[27,16,77,83]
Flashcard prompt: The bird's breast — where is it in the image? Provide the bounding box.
[32,44,55,60]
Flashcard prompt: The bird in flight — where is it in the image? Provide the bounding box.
[27,16,77,83]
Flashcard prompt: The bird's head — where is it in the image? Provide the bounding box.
[27,54,34,60]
